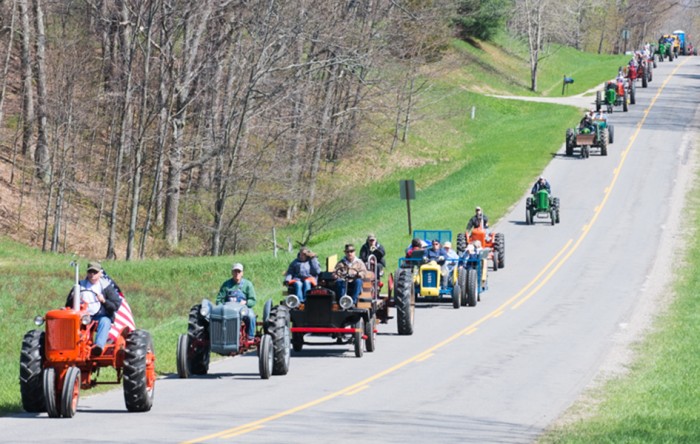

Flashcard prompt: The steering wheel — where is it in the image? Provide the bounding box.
[336,266,360,280]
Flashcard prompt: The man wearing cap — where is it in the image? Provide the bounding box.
[65,261,122,357]
[217,263,257,337]
[359,234,386,273]
[334,244,367,304]
[466,206,489,231]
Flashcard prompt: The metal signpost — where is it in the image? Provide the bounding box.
[399,179,415,235]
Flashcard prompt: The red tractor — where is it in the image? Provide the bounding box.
[19,262,156,417]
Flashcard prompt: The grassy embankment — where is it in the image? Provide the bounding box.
[0,36,627,413]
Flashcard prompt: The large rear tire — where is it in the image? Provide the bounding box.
[494,233,505,269]
[642,71,648,88]
[456,232,467,255]
[553,198,561,224]
[267,305,291,376]
[466,269,478,307]
[491,251,499,272]
[630,84,636,105]
[608,125,614,144]
[20,330,45,413]
[258,334,273,379]
[623,91,629,112]
[458,268,468,306]
[123,329,156,412]
[394,269,415,335]
[186,304,210,375]
[565,128,574,156]
[60,366,80,418]
[43,367,60,418]
[600,129,608,156]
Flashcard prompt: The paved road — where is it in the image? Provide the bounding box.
[2,57,698,444]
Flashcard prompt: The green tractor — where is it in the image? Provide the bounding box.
[565,116,612,158]
[526,190,560,226]
[596,81,628,114]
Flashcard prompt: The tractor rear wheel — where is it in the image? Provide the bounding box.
[466,269,478,307]
[187,304,210,375]
[642,72,648,88]
[553,198,561,224]
[600,129,608,156]
[267,305,291,375]
[623,91,629,112]
[565,128,574,156]
[494,233,505,269]
[258,334,273,379]
[550,210,556,225]
[123,329,156,412]
[456,232,467,255]
[608,125,615,144]
[394,269,415,335]
[353,318,364,358]
[492,251,498,272]
[458,268,468,306]
[630,84,636,105]
[60,366,80,418]
[20,330,45,413]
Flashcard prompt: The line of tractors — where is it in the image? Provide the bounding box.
[20,31,693,420]
[20,223,507,418]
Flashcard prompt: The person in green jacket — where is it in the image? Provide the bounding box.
[216,262,257,337]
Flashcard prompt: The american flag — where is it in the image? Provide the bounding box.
[108,294,136,342]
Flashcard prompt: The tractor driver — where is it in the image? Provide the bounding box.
[579,110,596,134]
[531,176,551,195]
[65,261,122,357]
[334,244,367,304]
[466,206,489,231]
[217,263,257,338]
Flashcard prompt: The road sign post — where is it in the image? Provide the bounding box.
[399,180,415,235]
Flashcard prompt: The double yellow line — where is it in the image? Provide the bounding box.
[184,58,688,443]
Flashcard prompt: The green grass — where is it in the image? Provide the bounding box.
[539,168,700,443]
[450,33,629,97]
[0,41,622,414]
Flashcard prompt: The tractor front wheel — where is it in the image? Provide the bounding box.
[353,318,364,358]
[458,268,468,306]
[452,283,461,309]
[186,304,210,375]
[43,367,60,418]
[292,333,304,352]
[123,329,156,412]
[20,330,45,413]
[258,334,273,379]
[176,334,190,379]
[494,233,505,268]
[365,315,377,352]
[61,366,80,418]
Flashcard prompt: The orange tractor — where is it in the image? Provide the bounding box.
[457,226,505,271]
[19,261,156,417]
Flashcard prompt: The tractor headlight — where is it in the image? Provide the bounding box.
[199,299,211,317]
[33,316,45,326]
[240,308,249,317]
[339,295,354,310]
[285,295,300,309]
[81,315,92,326]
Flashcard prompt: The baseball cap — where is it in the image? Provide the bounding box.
[87,261,102,273]
[475,206,481,211]
[444,241,452,248]
[231,263,244,272]
[367,233,377,240]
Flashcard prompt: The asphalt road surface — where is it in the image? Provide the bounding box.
[2,56,698,444]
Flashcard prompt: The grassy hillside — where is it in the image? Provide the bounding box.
[0,35,626,413]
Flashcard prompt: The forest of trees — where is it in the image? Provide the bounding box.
[0,0,693,259]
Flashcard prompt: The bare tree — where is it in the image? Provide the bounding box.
[32,0,49,181]
[18,0,34,156]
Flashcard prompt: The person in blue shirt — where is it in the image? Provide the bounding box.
[284,247,321,302]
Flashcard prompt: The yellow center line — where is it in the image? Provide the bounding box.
[183,58,689,444]
[345,385,370,396]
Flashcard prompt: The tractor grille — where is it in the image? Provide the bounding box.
[305,294,334,326]
[46,318,78,352]
[422,269,438,288]
[210,311,240,355]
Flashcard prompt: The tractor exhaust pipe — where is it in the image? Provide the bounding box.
[70,260,81,312]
